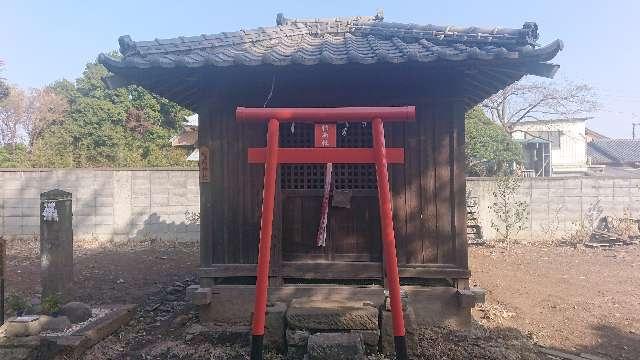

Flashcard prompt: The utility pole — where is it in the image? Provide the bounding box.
[633,123,640,139]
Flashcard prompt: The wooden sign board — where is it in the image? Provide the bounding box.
[314,123,337,148]
[199,146,210,183]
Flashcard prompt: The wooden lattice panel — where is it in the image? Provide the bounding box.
[279,122,377,190]
[279,123,314,148]
[337,123,373,148]
[281,164,326,190]
[333,164,377,190]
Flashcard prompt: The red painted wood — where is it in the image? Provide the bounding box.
[236,106,416,123]
[372,117,406,337]
[251,118,279,336]
[247,148,405,164]
[314,123,337,148]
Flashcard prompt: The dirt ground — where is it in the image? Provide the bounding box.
[4,237,198,305]
[3,238,639,359]
[469,244,640,360]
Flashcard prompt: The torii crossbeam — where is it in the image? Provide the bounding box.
[236,106,415,360]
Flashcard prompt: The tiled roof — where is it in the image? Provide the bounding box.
[99,12,562,70]
[587,139,640,164]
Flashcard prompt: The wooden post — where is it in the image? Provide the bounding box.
[40,189,74,302]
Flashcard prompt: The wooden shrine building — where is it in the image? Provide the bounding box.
[100,12,562,325]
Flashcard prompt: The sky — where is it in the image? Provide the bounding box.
[1,0,639,138]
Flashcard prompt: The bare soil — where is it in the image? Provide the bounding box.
[3,238,639,359]
[470,244,640,360]
[4,237,198,305]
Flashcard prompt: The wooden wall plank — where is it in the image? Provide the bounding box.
[404,111,422,264]
[419,100,438,263]
[435,102,454,264]
[388,123,407,264]
[210,105,226,264]
[202,94,467,274]
[246,121,266,264]
[199,107,212,267]
[226,106,241,263]
[453,100,469,269]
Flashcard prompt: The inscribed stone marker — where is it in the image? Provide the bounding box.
[40,189,74,302]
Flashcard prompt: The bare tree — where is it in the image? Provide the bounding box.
[22,88,69,145]
[0,86,25,147]
[0,60,8,101]
[0,86,68,147]
[482,80,599,132]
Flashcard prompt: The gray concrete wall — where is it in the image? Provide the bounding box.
[0,169,200,242]
[467,176,640,242]
[2,169,639,243]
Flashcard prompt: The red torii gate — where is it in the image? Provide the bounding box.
[236,106,415,360]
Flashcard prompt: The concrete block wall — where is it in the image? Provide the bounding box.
[2,169,639,244]
[0,169,200,242]
[468,176,640,242]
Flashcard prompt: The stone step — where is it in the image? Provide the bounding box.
[286,328,380,356]
[285,298,379,331]
[307,332,365,360]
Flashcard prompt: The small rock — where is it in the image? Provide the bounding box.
[171,314,190,328]
[145,303,161,312]
[39,315,71,331]
[165,287,183,295]
[60,302,92,324]
[185,324,205,335]
[287,345,306,360]
[116,279,126,284]
[286,329,310,347]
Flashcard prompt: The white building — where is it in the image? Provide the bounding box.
[511,118,589,177]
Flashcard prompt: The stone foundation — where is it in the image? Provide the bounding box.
[189,284,483,357]
[193,285,476,328]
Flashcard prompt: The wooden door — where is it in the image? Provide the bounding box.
[279,123,382,262]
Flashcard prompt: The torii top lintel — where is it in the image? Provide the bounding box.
[236,106,416,123]
[238,106,415,165]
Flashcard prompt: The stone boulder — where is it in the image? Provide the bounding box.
[60,302,92,324]
[307,332,365,360]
